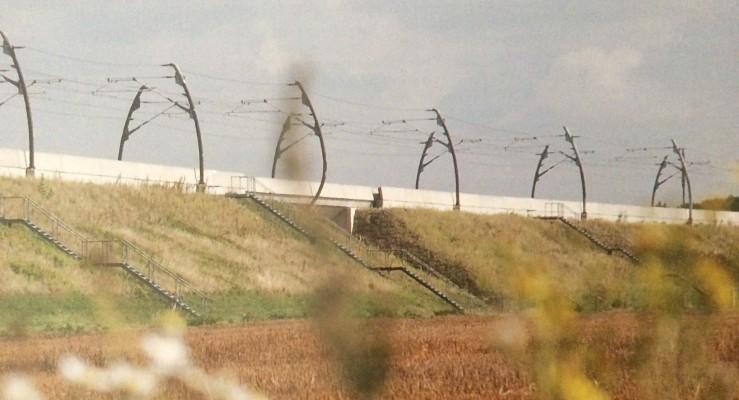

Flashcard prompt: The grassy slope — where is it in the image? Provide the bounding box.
[580,219,739,278]
[0,225,165,334]
[0,177,449,334]
[355,208,739,310]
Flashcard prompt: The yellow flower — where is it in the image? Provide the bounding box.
[693,260,734,309]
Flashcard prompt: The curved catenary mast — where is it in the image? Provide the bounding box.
[417,108,460,209]
[162,63,206,192]
[274,80,327,205]
[563,126,587,220]
[1,30,35,176]
[117,85,148,160]
[271,115,292,178]
[671,139,693,224]
[415,131,437,189]
[530,145,550,198]
[650,155,670,207]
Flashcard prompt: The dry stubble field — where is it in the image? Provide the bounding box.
[1,313,738,399]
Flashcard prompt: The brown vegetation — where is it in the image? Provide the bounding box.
[1,313,737,399]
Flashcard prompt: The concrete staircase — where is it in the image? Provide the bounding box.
[539,216,715,300]
[330,237,375,270]
[244,194,310,237]
[0,196,206,317]
[540,216,639,264]
[121,263,200,316]
[232,193,465,313]
[22,220,82,260]
[374,267,464,311]
[382,248,487,305]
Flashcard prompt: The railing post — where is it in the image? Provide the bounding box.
[247,176,255,195]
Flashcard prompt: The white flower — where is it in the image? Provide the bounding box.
[51,332,261,399]
[60,355,158,397]
[58,355,88,383]
[1,373,44,400]
[59,355,111,392]
[140,333,190,375]
[107,361,157,397]
[225,385,253,400]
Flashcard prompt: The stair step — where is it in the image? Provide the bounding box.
[244,194,463,312]
[554,219,638,265]
[22,208,205,317]
[122,264,199,316]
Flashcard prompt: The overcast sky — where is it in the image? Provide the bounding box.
[0,1,736,205]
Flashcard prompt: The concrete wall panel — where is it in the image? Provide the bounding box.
[378,186,739,225]
[1,147,736,225]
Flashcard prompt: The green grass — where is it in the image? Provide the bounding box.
[197,287,443,325]
[0,176,457,335]
[0,292,164,335]
[5,174,733,335]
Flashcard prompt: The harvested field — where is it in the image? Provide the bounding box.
[1,312,738,399]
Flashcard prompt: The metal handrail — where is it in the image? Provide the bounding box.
[253,194,414,273]
[545,201,582,220]
[231,186,470,302]
[1,196,88,255]
[237,191,473,311]
[26,197,85,236]
[120,239,211,302]
[1,196,88,242]
[229,176,256,195]
[0,195,209,312]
